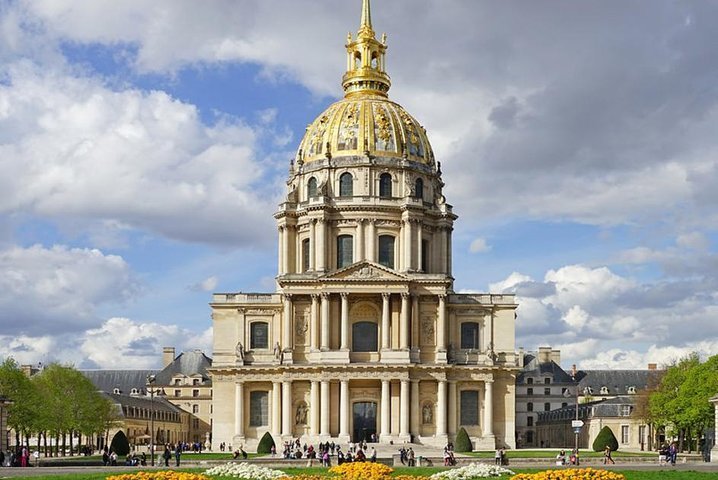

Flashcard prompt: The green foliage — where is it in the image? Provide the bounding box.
[256,431,276,454]
[454,426,473,452]
[0,358,40,435]
[592,425,619,452]
[109,430,130,456]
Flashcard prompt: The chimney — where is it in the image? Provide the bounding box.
[551,349,561,365]
[647,363,657,371]
[538,346,551,363]
[163,346,176,367]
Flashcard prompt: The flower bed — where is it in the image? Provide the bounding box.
[204,462,286,479]
[511,468,625,480]
[108,472,210,480]
[328,462,395,479]
[430,462,514,479]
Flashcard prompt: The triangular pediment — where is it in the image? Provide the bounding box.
[321,261,408,282]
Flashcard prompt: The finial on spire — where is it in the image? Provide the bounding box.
[358,0,374,39]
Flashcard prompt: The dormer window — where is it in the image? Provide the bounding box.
[600,386,609,395]
[130,388,138,395]
[113,388,121,394]
[627,386,637,394]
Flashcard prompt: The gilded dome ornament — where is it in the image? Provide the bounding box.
[296,0,435,167]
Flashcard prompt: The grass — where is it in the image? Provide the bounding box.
[466,449,654,459]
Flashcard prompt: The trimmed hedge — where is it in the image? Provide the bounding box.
[454,427,473,452]
[256,431,276,454]
[592,426,619,452]
[109,430,130,456]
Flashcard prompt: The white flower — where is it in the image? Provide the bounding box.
[430,462,514,479]
[204,462,286,480]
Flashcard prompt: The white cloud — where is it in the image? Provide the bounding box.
[0,244,136,334]
[562,305,589,330]
[0,62,276,246]
[469,237,491,253]
[489,272,532,293]
[190,276,219,292]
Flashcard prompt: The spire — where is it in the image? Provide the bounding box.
[358,0,373,38]
[342,0,391,98]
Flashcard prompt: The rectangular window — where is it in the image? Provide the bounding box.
[251,322,269,349]
[378,236,395,269]
[174,390,181,397]
[544,402,551,411]
[337,235,354,269]
[421,240,429,272]
[544,388,551,395]
[620,405,632,416]
[460,322,479,349]
[527,416,533,427]
[192,404,199,414]
[621,425,629,444]
[639,425,646,445]
[544,378,551,384]
[460,390,479,425]
[192,389,199,397]
[527,402,533,412]
[249,391,269,427]
[526,431,534,444]
[193,379,200,386]
[527,388,533,395]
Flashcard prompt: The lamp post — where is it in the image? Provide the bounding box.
[146,375,157,466]
[570,365,582,466]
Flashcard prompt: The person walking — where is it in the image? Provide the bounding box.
[603,445,615,465]
[174,443,182,467]
[163,445,171,467]
[669,442,678,466]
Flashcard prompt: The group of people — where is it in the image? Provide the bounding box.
[1,447,32,467]
[554,448,580,466]
[398,446,416,466]
[658,442,678,466]
[277,439,382,466]
[443,442,456,466]
[494,447,509,466]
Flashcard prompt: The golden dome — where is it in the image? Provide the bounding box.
[296,0,434,166]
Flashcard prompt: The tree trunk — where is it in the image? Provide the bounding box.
[69,430,74,456]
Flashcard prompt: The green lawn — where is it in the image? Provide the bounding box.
[467,449,654,459]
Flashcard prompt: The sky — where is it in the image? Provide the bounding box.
[1,0,717,371]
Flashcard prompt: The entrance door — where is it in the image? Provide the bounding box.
[353,401,377,442]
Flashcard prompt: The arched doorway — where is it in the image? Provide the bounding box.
[353,401,377,442]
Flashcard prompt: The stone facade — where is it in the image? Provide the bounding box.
[210,0,519,452]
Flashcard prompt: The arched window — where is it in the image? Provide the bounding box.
[339,172,353,197]
[302,238,310,272]
[379,173,392,198]
[337,235,354,269]
[378,235,395,269]
[414,178,424,200]
[307,177,317,198]
[460,322,479,349]
[250,322,269,349]
[352,322,378,352]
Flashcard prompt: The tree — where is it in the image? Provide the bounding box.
[256,431,275,454]
[454,427,473,452]
[592,426,619,452]
[0,358,40,446]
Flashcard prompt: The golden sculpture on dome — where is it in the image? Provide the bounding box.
[296,0,434,166]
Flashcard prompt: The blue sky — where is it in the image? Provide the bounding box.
[1,0,717,369]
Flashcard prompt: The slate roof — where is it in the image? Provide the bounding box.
[518,353,579,384]
[101,392,184,417]
[82,369,157,395]
[154,350,213,386]
[578,369,663,395]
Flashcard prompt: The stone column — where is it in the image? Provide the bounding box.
[277,226,284,275]
[483,380,494,438]
[282,381,292,437]
[380,379,391,440]
[340,293,349,350]
[436,295,447,362]
[439,227,448,274]
[282,225,291,274]
[410,380,420,438]
[283,294,293,351]
[339,380,350,440]
[448,381,457,438]
[316,219,326,271]
[411,295,419,351]
[272,381,281,435]
[403,219,413,271]
[310,380,319,436]
[356,220,365,262]
[320,381,330,437]
[234,382,245,438]
[447,226,453,276]
[309,220,316,271]
[381,293,391,350]
[400,293,410,350]
[399,379,410,439]
[310,294,319,351]
[320,293,330,350]
[416,221,423,271]
[367,220,376,262]
[436,380,447,437]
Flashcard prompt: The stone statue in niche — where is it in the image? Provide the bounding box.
[295,403,308,425]
[235,342,244,360]
[422,403,433,424]
[274,342,282,363]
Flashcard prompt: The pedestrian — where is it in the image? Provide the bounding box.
[174,444,182,467]
[669,442,678,466]
[603,445,615,465]
[163,445,171,467]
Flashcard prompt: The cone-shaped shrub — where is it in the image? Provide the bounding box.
[109,430,130,456]
[454,426,473,452]
[257,431,276,454]
[592,426,619,452]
